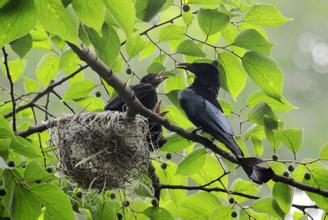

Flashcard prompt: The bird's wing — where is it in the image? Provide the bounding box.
[104,83,155,111]
[179,88,243,157]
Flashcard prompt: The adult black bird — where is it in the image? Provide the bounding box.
[104,73,168,151]
[177,62,274,184]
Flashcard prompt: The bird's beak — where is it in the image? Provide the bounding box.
[176,63,190,70]
[154,75,168,84]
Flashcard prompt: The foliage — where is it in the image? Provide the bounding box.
[0,0,326,219]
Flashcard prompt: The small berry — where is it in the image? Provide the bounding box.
[151,199,158,207]
[231,211,237,218]
[212,60,219,66]
[95,91,101,97]
[76,191,82,198]
[165,153,172,160]
[46,167,53,173]
[304,172,311,180]
[123,200,130,207]
[288,165,295,172]
[117,213,123,220]
[35,180,42,184]
[272,154,278,161]
[283,171,289,177]
[0,189,6,196]
[110,193,116,200]
[8,161,15,168]
[182,4,190,12]
[126,68,132,75]
[161,163,167,170]
[229,197,235,204]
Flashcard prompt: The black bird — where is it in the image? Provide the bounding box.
[104,73,168,150]
[177,62,274,184]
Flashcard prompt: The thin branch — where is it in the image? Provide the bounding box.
[2,47,16,131]
[160,184,319,212]
[51,90,76,114]
[31,107,47,167]
[3,65,88,119]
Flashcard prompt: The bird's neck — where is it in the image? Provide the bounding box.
[191,78,219,94]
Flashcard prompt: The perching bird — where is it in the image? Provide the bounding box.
[177,62,274,184]
[104,73,168,150]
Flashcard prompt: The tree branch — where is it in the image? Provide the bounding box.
[2,47,16,131]
[3,65,88,119]
[160,184,319,212]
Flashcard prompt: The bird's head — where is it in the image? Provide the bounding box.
[140,73,168,88]
[176,62,219,85]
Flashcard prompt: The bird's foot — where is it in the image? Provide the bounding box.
[191,127,202,136]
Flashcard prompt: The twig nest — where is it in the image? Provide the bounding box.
[49,112,150,190]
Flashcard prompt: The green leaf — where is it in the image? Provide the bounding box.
[31,184,74,220]
[210,206,234,220]
[135,0,166,22]
[197,9,229,35]
[11,184,42,220]
[24,161,54,181]
[248,103,276,125]
[62,80,96,101]
[36,53,59,86]
[177,40,205,57]
[263,116,280,150]
[143,207,174,220]
[13,136,42,158]
[75,96,105,111]
[247,91,296,112]
[244,4,290,26]
[161,106,191,128]
[181,192,221,217]
[189,0,223,5]
[72,0,105,32]
[59,49,81,74]
[302,161,328,211]
[0,0,36,48]
[102,0,135,35]
[278,129,303,153]
[250,135,263,157]
[252,197,284,218]
[233,29,273,55]
[86,24,120,68]
[34,0,78,44]
[10,34,33,58]
[23,77,41,93]
[147,63,165,73]
[220,100,232,116]
[1,59,27,83]
[191,154,227,188]
[125,35,148,58]
[231,179,260,203]
[218,51,247,100]
[159,24,185,42]
[242,51,283,101]
[161,133,193,153]
[273,183,293,214]
[165,71,188,93]
[94,199,116,220]
[320,143,328,160]
[183,10,193,26]
[176,148,207,175]
[0,138,11,152]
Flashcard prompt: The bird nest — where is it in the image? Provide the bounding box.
[48,111,150,190]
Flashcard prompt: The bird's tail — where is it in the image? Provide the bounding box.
[229,140,275,184]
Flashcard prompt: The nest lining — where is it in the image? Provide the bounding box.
[49,111,150,190]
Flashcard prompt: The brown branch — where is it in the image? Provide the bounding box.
[2,47,16,131]
[3,65,88,119]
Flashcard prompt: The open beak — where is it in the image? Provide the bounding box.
[154,75,168,84]
[176,63,190,70]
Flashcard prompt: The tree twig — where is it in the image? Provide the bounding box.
[2,47,16,131]
[3,65,87,119]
